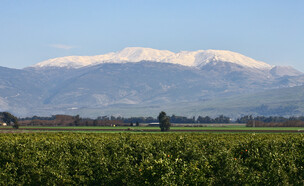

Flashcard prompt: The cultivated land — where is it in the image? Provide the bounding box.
[0,133,303,185]
[1,124,304,133]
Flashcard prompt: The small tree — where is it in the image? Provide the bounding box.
[158,111,171,131]
[136,121,139,126]
[12,122,19,129]
[74,115,80,126]
[130,122,134,126]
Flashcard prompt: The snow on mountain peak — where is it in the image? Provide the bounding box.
[193,50,272,69]
[111,47,174,62]
[32,47,272,69]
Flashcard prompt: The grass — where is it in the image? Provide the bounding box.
[14,125,303,130]
[1,124,304,133]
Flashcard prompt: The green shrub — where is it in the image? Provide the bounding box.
[0,133,303,185]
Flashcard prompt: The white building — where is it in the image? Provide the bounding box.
[149,122,160,127]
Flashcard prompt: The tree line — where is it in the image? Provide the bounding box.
[236,115,304,127]
[236,115,304,123]
[17,114,231,126]
[5,111,304,128]
[95,114,231,124]
[21,114,304,124]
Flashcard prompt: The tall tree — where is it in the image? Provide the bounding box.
[158,111,171,131]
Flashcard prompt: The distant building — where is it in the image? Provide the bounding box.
[1,122,7,126]
[149,122,159,127]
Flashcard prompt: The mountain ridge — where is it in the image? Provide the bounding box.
[1,60,303,117]
[32,47,273,70]
[1,47,303,117]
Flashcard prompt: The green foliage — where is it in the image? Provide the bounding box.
[12,123,19,129]
[158,111,171,131]
[0,112,19,129]
[0,133,303,185]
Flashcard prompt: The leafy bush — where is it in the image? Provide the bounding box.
[0,133,303,185]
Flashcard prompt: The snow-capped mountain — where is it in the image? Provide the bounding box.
[1,47,303,117]
[33,47,272,70]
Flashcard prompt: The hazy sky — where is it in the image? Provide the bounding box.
[1,0,304,71]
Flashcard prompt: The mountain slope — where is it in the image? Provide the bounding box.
[1,47,303,117]
[61,84,304,118]
[270,66,303,77]
[182,85,304,117]
[7,61,304,116]
[0,66,47,114]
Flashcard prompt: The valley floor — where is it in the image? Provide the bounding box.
[1,124,304,133]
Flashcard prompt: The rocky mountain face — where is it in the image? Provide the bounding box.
[0,47,303,117]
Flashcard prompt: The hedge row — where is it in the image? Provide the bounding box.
[0,133,303,185]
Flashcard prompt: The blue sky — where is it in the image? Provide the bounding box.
[1,0,304,71]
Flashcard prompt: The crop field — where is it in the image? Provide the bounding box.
[0,132,304,185]
[2,124,304,133]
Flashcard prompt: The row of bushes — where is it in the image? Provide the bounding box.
[0,133,304,185]
[247,120,304,127]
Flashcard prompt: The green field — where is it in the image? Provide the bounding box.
[2,124,304,132]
